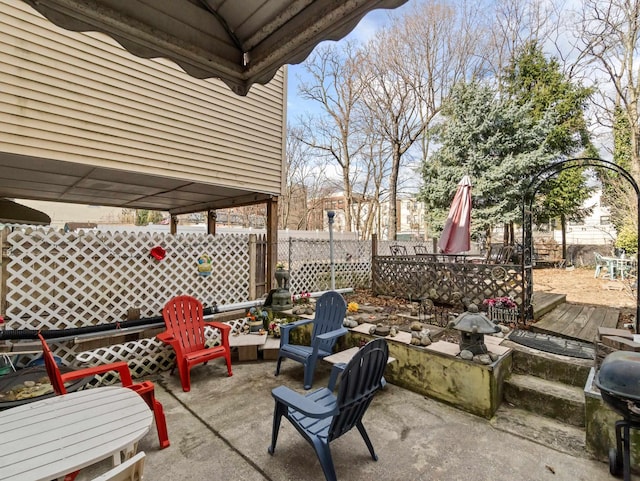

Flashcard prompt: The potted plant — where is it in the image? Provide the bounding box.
[482,296,519,325]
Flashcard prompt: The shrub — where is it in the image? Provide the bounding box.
[615,224,638,254]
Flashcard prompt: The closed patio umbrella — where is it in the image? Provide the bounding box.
[438,176,472,254]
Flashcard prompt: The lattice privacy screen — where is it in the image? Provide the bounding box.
[5,228,250,330]
[286,239,371,294]
[373,256,524,309]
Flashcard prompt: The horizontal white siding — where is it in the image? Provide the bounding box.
[0,0,285,195]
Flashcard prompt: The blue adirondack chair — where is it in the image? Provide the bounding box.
[274,290,348,390]
[268,338,389,481]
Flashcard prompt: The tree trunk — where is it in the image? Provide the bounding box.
[560,213,567,262]
[387,145,401,240]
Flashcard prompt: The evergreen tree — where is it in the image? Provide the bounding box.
[420,81,553,244]
[505,41,594,260]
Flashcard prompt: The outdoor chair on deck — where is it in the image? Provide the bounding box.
[390,244,407,256]
[594,252,609,278]
[159,295,232,392]
[38,333,170,450]
[486,245,513,264]
[413,245,429,255]
[275,291,347,390]
[268,338,389,481]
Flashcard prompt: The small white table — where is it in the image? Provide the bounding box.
[0,386,152,481]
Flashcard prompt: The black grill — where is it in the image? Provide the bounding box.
[595,351,640,480]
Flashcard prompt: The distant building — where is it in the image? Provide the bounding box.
[552,190,616,245]
[396,197,427,241]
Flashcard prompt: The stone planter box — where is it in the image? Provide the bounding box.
[340,331,512,418]
[585,367,640,470]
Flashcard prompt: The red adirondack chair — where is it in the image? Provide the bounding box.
[37,333,170,450]
[159,295,233,392]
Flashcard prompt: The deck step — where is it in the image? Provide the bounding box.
[502,339,592,387]
[532,303,620,344]
[532,292,567,319]
[490,404,588,459]
[504,374,585,427]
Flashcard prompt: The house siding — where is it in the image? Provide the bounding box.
[0,0,285,195]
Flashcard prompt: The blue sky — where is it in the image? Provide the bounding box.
[286,2,415,123]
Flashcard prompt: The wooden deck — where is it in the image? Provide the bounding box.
[530,290,620,343]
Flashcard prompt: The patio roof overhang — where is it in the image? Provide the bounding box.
[8,0,407,216]
[20,0,408,96]
[0,153,274,216]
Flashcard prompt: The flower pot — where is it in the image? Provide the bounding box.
[248,319,263,333]
[487,306,519,325]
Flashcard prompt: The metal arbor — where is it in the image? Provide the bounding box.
[522,158,640,332]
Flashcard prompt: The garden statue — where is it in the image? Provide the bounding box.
[267,263,292,312]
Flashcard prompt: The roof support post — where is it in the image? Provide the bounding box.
[170,215,178,235]
[207,210,217,236]
[266,197,278,291]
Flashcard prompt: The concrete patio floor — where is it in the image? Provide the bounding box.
[76,358,611,481]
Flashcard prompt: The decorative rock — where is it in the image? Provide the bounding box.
[499,325,510,334]
[389,326,398,337]
[343,318,358,328]
[488,352,500,362]
[369,325,377,335]
[410,321,423,331]
[411,337,422,346]
[459,350,474,360]
[420,336,432,346]
[473,354,493,365]
[375,325,391,336]
[420,328,431,339]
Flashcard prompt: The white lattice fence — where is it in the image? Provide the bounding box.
[4,227,251,330]
[73,320,249,384]
[286,239,371,294]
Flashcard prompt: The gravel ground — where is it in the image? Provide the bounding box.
[532,266,636,309]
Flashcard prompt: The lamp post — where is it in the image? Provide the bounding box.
[328,211,335,290]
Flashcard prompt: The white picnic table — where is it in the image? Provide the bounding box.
[601,255,635,280]
[0,386,152,481]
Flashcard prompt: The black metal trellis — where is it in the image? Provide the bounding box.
[522,157,640,332]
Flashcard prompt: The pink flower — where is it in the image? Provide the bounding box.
[483,297,517,310]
